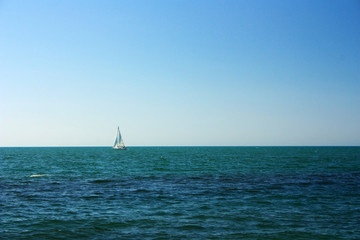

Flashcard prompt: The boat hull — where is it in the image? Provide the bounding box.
[113,147,127,150]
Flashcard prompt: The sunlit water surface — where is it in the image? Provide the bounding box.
[1,147,359,239]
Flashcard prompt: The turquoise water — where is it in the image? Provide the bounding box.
[1,147,359,239]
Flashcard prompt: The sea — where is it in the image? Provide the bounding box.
[0,147,359,239]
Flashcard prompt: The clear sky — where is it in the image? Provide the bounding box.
[0,0,359,146]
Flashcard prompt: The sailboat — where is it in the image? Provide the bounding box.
[113,127,127,150]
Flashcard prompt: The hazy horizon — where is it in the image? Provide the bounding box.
[1,145,359,148]
[1,0,359,147]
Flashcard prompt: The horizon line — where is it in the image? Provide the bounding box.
[0,145,359,148]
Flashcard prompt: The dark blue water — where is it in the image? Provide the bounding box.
[1,147,359,239]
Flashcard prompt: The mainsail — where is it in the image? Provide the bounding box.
[113,127,126,149]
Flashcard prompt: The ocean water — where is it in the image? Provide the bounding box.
[0,147,359,239]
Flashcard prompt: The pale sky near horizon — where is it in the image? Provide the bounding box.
[0,0,359,146]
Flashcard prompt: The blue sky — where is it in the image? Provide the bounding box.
[0,0,359,146]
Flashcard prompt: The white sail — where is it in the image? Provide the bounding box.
[113,127,126,149]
